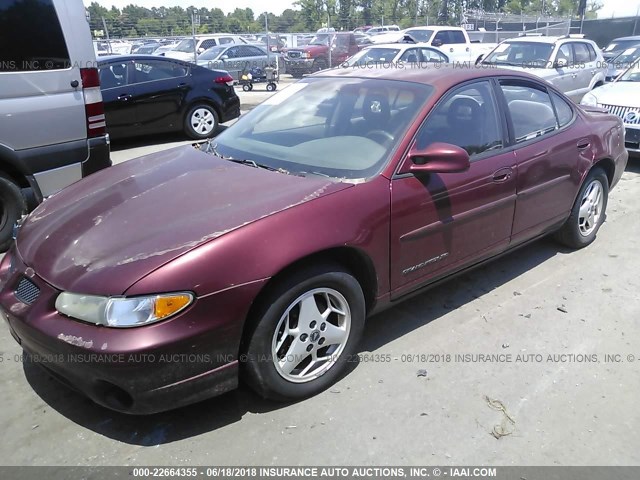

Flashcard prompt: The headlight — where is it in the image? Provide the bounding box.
[55,292,193,328]
[301,52,311,59]
[581,92,598,107]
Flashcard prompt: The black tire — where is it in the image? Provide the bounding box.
[554,167,609,249]
[242,84,251,92]
[241,264,365,401]
[266,83,276,92]
[312,58,328,72]
[0,173,27,252]
[184,104,219,140]
[290,72,304,79]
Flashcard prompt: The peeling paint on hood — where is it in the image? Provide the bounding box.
[17,146,350,295]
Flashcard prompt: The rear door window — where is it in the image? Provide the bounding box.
[0,0,70,71]
[550,92,574,127]
[501,83,558,143]
[573,42,591,64]
[133,60,188,83]
[99,61,131,89]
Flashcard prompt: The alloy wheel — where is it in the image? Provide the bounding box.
[578,179,604,237]
[271,288,351,383]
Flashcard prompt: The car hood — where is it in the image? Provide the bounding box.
[289,45,328,54]
[17,146,350,296]
[484,65,557,80]
[163,51,192,61]
[590,81,640,107]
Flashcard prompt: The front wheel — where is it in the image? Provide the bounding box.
[554,167,609,249]
[266,82,277,92]
[184,104,218,140]
[242,264,365,401]
[312,58,328,72]
[0,173,27,252]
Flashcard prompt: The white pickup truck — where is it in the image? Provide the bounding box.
[370,26,496,64]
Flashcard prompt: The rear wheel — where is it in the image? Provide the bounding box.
[554,167,608,249]
[184,104,218,140]
[242,264,365,401]
[0,173,27,252]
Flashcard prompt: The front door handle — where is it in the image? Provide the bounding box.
[492,167,513,183]
[117,94,132,102]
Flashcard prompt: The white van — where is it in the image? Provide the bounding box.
[0,0,111,250]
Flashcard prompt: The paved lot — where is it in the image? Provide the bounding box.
[1,80,639,466]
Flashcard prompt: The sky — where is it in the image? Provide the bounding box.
[84,0,640,19]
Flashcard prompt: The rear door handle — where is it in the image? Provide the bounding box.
[492,167,513,183]
[577,139,591,149]
[117,94,132,102]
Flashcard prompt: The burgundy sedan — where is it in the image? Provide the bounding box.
[0,66,627,414]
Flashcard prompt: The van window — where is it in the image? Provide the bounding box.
[0,0,70,72]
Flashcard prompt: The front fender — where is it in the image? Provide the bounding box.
[125,177,391,299]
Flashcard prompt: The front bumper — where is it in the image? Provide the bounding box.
[285,58,314,74]
[219,95,241,123]
[0,248,265,414]
[83,135,112,177]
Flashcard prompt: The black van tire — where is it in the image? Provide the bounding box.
[0,173,27,251]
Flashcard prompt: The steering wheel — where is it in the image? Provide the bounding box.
[366,130,394,145]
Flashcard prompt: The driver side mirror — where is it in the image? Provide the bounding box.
[554,58,567,68]
[197,47,205,54]
[402,142,470,175]
[431,39,443,47]
[220,54,229,60]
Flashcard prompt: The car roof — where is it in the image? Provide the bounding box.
[504,35,597,45]
[362,42,441,50]
[98,54,185,62]
[316,64,545,88]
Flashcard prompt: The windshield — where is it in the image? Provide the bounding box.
[619,61,640,81]
[404,29,433,42]
[309,34,330,46]
[174,39,195,53]
[198,46,227,60]
[212,77,433,180]
[605,40,640,52]
[483,41,554,68]
[611,47,640,65]
[345,48,401,66]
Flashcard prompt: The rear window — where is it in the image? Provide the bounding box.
[0,0,70,72]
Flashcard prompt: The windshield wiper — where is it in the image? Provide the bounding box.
[228,158,291,175]
[202,141,291,174]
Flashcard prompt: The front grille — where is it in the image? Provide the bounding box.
[15,277,40,305]
[600,104,640,125]
[287,51,301,59]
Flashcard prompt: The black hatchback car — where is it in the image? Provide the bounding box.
[98,55,240,140]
